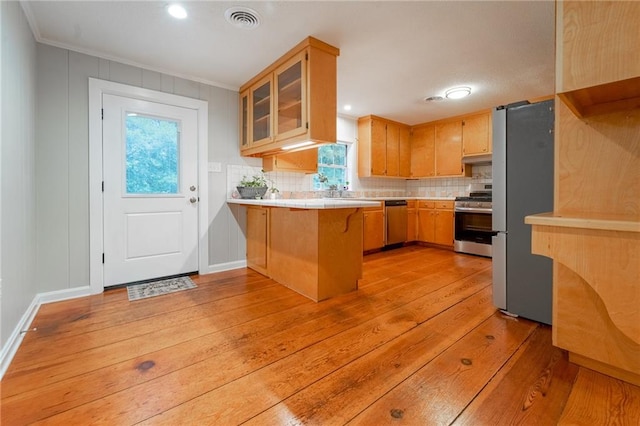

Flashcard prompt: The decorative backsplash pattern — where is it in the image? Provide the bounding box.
[227,164,492,199]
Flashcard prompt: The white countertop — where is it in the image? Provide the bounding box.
[355,196,456,201]
[227,198,382,209]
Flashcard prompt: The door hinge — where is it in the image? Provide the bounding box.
[305,52,308,61]
[102,253,105,264]
[102,181,104,192]
[101,108,104,120]
[306,122,309,129]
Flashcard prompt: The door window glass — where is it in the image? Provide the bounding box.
[125,114,180,194]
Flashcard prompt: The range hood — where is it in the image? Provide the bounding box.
[462,153,492,165]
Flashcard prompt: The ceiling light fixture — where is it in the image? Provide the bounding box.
[445,86,472,99]
[167,4,187,19]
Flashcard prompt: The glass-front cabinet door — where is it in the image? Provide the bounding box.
[252,75,273,146]
[275,51,308,141]
[239,89,250,150]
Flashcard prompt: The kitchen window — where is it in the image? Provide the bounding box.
[313,143,348,190]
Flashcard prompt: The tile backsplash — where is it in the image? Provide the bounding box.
[227,164,492,199]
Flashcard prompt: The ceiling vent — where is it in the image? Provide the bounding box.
[225,7,261,30]
[424,96,444,102]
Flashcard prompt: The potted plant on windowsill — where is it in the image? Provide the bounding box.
[237,171,268,199]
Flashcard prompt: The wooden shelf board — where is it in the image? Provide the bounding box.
[558,76,640,118]
[279,78,302,96]
[525,212,640,233]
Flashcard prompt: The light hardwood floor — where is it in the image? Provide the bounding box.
[1,246,639,425]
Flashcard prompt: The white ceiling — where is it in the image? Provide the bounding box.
[21,0,556,126]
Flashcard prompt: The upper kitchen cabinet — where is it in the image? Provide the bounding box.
[410,114,481,178]
[239,37,340,157]
[410,124,435,178]
[358,115,411,178]
[461,111,492,158]
[262,148,318,174]
[557,2,640,118]
[434,119,471,177]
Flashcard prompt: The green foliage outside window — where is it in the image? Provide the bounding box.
[314,143,347,190]
[126,115,179,194]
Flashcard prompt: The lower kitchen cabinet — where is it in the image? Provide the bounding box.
[363,204,384,251]
[407,200,417,241]
[246,206,269,275]
[417,200,454,247]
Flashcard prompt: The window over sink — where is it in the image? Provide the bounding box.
[313,143,348,190]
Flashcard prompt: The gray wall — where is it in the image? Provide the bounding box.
[35,44,254,293]
[1,1,38,348]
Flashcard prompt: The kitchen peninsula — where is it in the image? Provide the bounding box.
[228,198,381,301]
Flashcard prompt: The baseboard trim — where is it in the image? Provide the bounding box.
[206,260,247,274]
[37,285,93,304]
[0,285,93,380]
[0,296,39,379]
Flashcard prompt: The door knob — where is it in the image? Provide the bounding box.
[189,197,197,204]
[190,185,196,192]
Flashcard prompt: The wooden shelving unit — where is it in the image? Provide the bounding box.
[526,0,640,386]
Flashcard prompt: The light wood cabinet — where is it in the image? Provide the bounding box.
[358,116,411,178]
[399,125,411,177]
[417,200,454,247]
[410,125,435,178]
[526,1,640,386]
[462,111,492,156]
[239,37,339,157]
[433,208,454,246]
[240,89,250,150]
[435,121,466,177]
[406,200,417,242]
[410,118,471,179]
[246,206,269,276]
[250,75,273,147]
[262,149,318,173]
[363,204,384,251]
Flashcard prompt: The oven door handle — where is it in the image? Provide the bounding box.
[454,207,493,213]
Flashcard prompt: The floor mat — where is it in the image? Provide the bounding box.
[127,276,197,301]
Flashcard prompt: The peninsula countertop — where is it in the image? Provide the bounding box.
[226,198,382,209]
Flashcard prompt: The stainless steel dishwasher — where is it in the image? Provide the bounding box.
[384,200,408,246]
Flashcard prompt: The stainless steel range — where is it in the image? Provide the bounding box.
[454,184,494,257]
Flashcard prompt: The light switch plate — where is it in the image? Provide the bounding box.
[208,162,222,172]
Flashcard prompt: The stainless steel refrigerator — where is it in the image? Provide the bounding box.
[492,99,554,325]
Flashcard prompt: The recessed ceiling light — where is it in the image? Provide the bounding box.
[343,104,352,111]
[445,86,472,99]
[167,4,187,19]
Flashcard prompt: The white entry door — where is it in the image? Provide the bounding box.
[102,94,199,286]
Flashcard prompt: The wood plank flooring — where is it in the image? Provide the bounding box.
[2,245,639,425]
